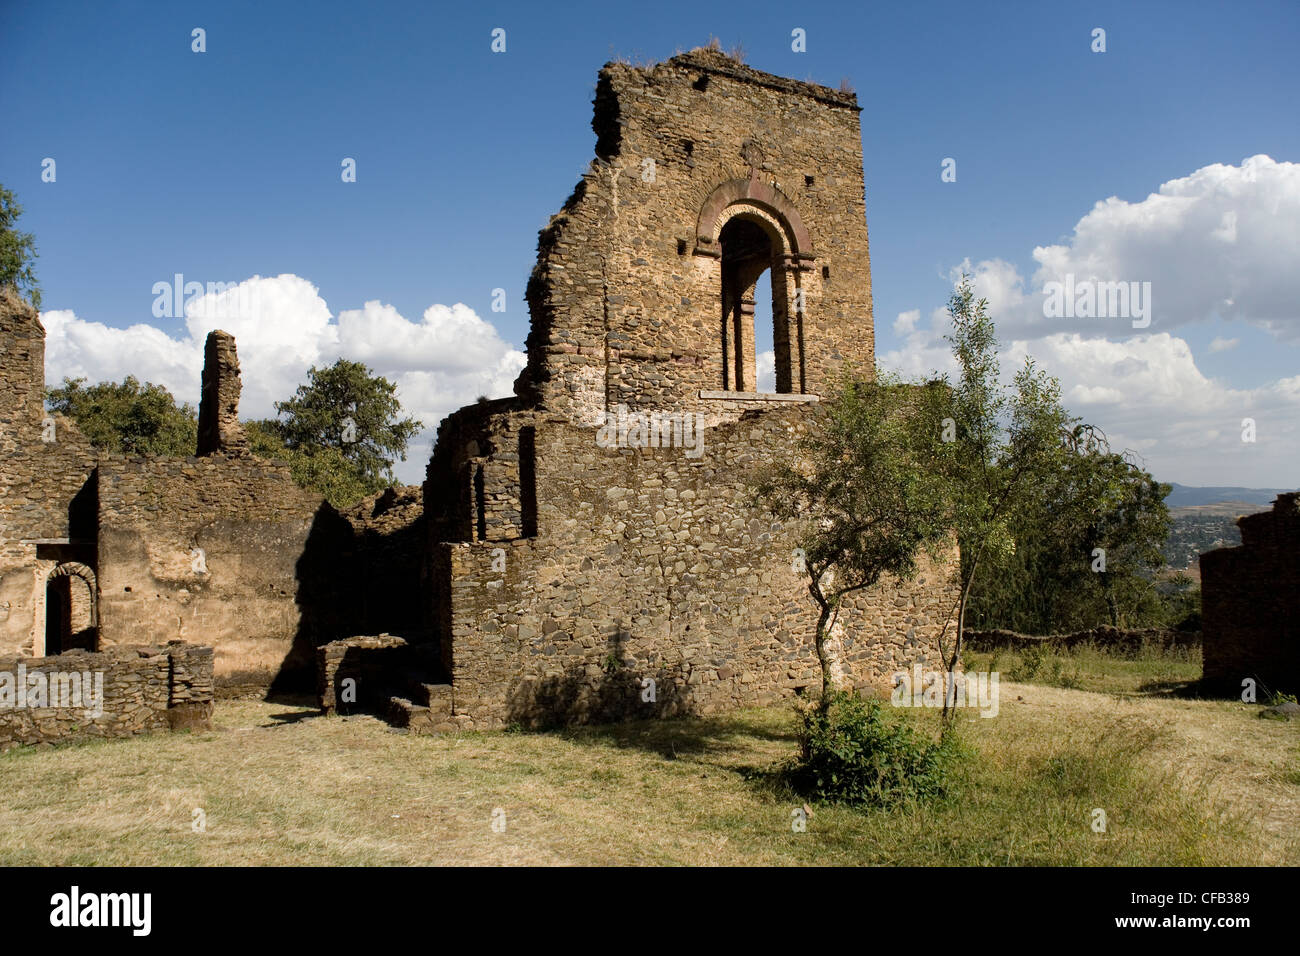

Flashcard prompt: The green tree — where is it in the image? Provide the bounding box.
[931,275,1082,728]
[754,373,953,698]
[246,419,376,509]
[0,185,41,308]
[254,359,420,508]
[967,428,1173,632]
[45,376,197,456]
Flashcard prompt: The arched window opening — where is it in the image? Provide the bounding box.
[718,215,794,393]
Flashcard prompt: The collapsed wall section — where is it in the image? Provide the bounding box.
[0,641,213,749]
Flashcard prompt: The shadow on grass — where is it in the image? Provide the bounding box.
[549,708,798,760]
[1136,678,1207,698]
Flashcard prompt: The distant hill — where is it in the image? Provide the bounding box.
[1163,483,1295,509]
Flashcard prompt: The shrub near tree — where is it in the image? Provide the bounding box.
[756,274,1146,807]
[754,373,958,809]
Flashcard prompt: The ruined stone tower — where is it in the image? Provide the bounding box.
[417,50,957,731]
[515,48,875,423]
[197,330,249,456]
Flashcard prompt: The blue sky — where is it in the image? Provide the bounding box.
[2,0,1298,486]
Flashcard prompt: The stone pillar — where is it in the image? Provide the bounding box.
[197,330,249,456]
[0,286,46,434]
[737,297,756,392]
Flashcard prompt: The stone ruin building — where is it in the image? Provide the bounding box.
[0,49,959,736]
[1200,493,1298,697]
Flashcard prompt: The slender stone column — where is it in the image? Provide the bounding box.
[197,330,249,456]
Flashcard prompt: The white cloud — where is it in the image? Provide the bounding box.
[893,309,920,336]
[879,328,1300,487]
[956,155,1300,341]
[880,155,1300,487]
[756,349,776,393]
[42,274,525,484]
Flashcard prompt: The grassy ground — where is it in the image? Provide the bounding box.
[963,639,1203,696]
[1,663,1295,865]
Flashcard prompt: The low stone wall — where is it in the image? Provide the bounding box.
[963,626,1200,654]
[0,641,213,749]
[318,634,437,714]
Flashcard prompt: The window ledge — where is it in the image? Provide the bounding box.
[698,391,820,403]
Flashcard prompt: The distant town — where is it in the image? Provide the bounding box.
[1161,484,1296,572]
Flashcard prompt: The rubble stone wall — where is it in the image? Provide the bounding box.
[0,641,213,748]
[1201,493,1299,696]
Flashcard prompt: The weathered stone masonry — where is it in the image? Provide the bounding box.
[2,49,962,736]
[0,641,213,749]
[1200,493,1298,696]
[422,50,959,730]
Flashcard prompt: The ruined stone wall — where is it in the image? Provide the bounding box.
[517,49,874,425]
[417,51,955,730]
[1200,493,1299,696]
[0,289,99,654]
[0,641,213,749]
[435,409,957,729]
[95,456,333,691]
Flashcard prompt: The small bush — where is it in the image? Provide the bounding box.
[1010,642,1048,681]
[1047,658,1084,689]
[786,692,957,808]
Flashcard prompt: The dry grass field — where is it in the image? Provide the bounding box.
[2,643,1295,866]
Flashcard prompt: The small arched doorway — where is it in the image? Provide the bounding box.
[44,563,98,655]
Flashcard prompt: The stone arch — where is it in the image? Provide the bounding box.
[43,562,98,654]
[693,177,814,260]
[697,183,813,393]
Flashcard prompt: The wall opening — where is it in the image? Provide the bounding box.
[473,464,487,542]
[519,427,538,538]
[43,563,97,654]
[753,271,775,393]
[718,215,792,392]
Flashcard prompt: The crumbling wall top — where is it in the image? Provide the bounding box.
[631,48,861,112]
